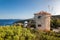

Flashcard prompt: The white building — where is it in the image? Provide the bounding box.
[34,11,51,31]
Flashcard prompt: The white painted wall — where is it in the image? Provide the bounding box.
[34,12,51,31]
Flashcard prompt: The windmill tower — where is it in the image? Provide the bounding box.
[34,11,51,31]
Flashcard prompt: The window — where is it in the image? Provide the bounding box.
[38,24,41,27]
[38,16,41,19]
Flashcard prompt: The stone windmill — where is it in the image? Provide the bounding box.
[34,11,51,31]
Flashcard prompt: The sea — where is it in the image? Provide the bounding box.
[0,19,21,26]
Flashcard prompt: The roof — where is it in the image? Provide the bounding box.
[34,11,51,15]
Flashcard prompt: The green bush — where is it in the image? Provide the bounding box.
[51,18,60,28]
[0,26,60,40]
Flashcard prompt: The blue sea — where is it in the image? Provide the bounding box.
[0,19,21,26]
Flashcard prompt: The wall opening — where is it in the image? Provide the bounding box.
[38,16,41,19]
[38,24,41,27]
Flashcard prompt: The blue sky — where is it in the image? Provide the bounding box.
[0,0,60,19]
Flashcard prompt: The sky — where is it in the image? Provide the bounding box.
[0,0,60,19]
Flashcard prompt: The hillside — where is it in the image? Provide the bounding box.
[51,15,60,19]
[14,15,60,24]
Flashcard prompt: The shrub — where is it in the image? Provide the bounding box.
[0,26,60,40]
